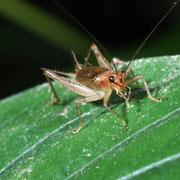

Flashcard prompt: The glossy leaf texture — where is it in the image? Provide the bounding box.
[0,55,180,179]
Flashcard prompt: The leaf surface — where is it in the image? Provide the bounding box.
[0,55,180,179]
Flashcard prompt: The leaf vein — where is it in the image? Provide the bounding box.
[65,108,180,180]
[0,107,99,174]
[117,152,180,180]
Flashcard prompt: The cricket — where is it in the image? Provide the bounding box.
[42,44,162,133]
[42,0,179,133]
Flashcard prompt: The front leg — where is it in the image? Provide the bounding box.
[126,75,163,102]
[124,86,131,105]
[103,89,128,130]
[125,67,145,88]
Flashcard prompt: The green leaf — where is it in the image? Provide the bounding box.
[0,55,180,179]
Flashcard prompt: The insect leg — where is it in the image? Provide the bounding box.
[71,50,82,70]
[83,44,92,68]
[112,57,128,69]
[71,93,104,133]
[126,75,163,102]
[45,75,60,105]
[84,44,112,69]
[120,86,131,107]
[125,67,145,88]
[117,91,130,107]
[43,69,98,97]
[125,86,131,104]
[103,90,127,130]
[44,69,76,78]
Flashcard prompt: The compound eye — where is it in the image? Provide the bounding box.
[109,76,114,83]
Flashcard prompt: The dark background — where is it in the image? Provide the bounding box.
[0,0,180,100]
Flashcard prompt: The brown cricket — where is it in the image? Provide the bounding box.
[42,44,163,133]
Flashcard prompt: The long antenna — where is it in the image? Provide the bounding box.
[125,0,180,72]
[51,0,112,59]
[112,59,118,75]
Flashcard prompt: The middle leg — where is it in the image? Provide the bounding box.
[70,93,104,133]
[103,89,128,130]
